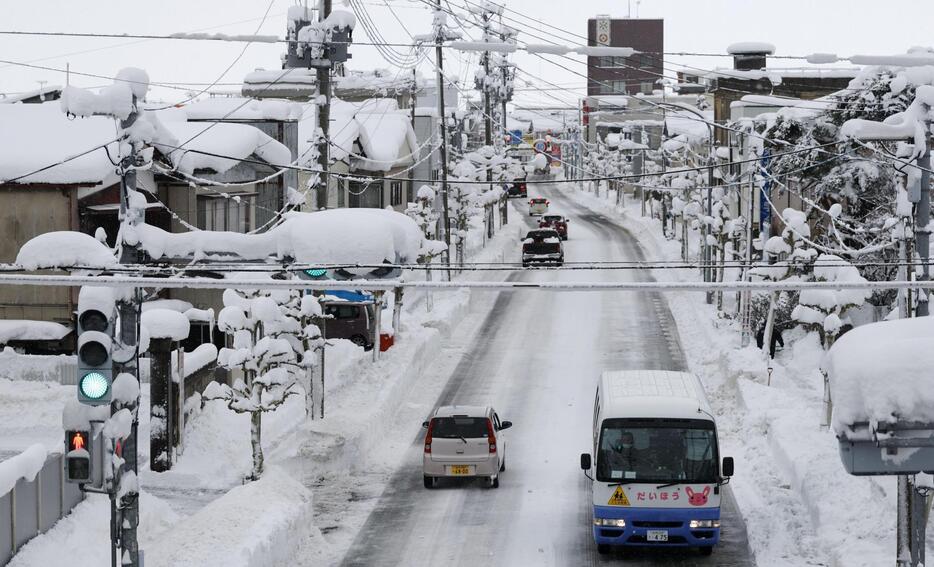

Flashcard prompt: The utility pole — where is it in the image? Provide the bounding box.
[740,153,757,347]
[113,98,145,567]
[316,0,332,210]
[433,2,453,279]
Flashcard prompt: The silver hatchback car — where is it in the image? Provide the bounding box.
[422,405,512,488]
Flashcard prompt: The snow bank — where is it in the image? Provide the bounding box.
[825,317,934,432]
[9,492,178,567]
[16,231,116,271]
[145,467,323,567]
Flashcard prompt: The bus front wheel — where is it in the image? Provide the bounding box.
[699,546,714,556]
[596,544,611,555]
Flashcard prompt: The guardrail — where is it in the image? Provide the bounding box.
[0,450,84,565]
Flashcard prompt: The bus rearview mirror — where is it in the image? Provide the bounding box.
[580,453,591,471]
[722,456,734,477]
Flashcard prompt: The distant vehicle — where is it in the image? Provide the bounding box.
[528,197,549,216]
[580,370,734,556]
[506,178,528,198]
[522,228,564,267]
[321,294,376,350]
[539,214,569,240]
[422,405,512,489]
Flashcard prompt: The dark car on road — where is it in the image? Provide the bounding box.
[539,214,569,240]
[522,228,564,267]
[506,178,528,198]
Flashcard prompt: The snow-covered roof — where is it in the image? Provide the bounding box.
[704,67,860,83]
[154,120,292,174]
[334,69,415,94]
[727,42,776,55]
[129,208,426,267]
[599,370,714,421]
[0,320,70,343]
[297,97,417,170]
[0,102,120,185]
[181,97,304,121]
[825,316,934,432]
[354,110,418,172]
[0,85,63,105]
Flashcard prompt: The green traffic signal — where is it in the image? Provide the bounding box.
[304,268,327,278]
[79,371,110,401]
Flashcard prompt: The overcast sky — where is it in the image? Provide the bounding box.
[2,0,933,108]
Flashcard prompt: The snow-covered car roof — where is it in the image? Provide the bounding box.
[432,405,491,418]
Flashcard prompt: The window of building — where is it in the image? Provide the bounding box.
[390,181,403,207]
[337,178,346,208]
[639,54,654,68]
[641,82,654,94]
[348,181,383,208]
[198,194,254,233]
[601,80,627,94]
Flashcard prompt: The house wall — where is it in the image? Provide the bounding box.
[0,185,79,324]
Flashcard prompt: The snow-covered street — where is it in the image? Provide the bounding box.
[329,188,753,566]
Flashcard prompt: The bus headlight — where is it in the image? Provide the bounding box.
[689,520,720,529]
[593,518,626,527]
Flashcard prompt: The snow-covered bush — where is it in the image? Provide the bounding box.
[792,255,870,349]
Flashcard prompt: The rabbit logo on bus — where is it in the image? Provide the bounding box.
[685,486,711,506]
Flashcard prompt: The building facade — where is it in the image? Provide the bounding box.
[586,17,664,97]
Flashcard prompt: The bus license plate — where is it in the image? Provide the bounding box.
[449,465,470,475]
[646,530,668,542]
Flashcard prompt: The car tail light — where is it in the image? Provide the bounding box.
[487,419,497,453]
[424,419,434,454]
[546,200,550,205]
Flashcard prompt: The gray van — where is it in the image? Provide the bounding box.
[322,301,376,349]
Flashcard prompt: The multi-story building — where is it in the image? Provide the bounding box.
[586,16,664,97]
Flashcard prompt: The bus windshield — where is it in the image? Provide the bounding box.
[596,419,718,484]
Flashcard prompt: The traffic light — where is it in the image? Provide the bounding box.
[65,430,91,483]
[76,288,114,405]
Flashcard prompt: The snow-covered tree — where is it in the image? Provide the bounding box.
[205,288,323,479]
[792,255,870,349]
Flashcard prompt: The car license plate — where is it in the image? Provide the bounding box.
[646,530,668,542]
[449,465,470,475]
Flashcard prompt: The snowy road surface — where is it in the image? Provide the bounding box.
[337,187,754,566]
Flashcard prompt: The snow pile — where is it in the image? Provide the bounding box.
[0,444,48,495]
[145,467,323,567]
[16,231,116,270]
[841,84,934,145]
[824,316,934,432]
[141,309,190,341]
[143,299,194,313]
[0,321,70,344]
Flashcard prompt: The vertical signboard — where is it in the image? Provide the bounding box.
[596,17,612,46]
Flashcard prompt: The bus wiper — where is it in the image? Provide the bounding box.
[655,481,682,489]
[608,480,637,486]
[458,436,467,444]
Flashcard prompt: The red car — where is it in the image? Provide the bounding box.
[539,214,569,240]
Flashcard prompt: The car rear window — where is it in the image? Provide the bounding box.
[543,215,561,222]
[431,417,489,438]
[531,198,546,203]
